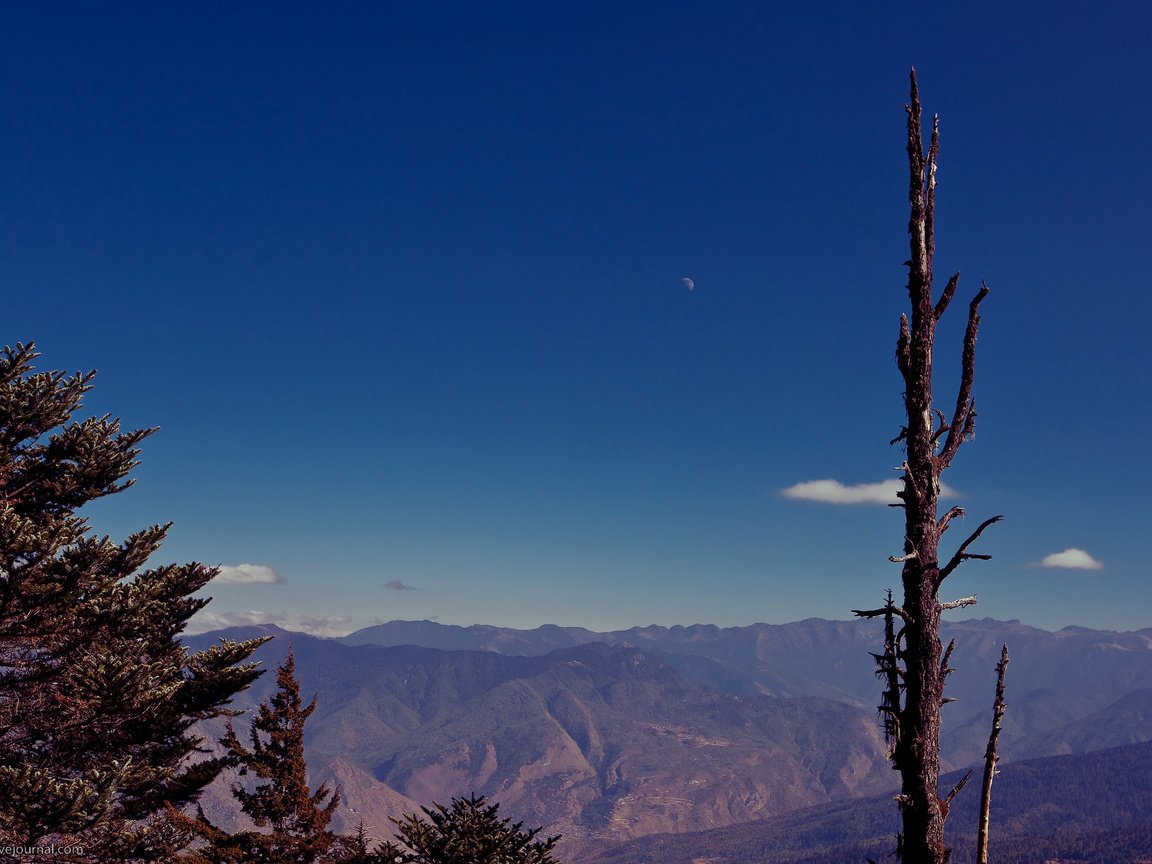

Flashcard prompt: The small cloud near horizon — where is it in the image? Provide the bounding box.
[214,563,284,584]
[1036,548,1104,571]
[185,608,356,638]
[781,478,958,506]
[385,579,417,591]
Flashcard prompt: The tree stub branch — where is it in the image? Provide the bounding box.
[940,595,978,612]
[933,272,960,321]
[930,408,950,447]
[897,314,912,383]
[853,605,912,624]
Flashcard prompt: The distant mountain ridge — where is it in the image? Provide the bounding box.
[185,618,1152,861]
[341,619,605,655]
[341,617,1152,765]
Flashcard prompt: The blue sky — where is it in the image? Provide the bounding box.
[4,2,1150,635]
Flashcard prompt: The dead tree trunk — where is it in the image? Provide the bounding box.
[976,645,1009,864]
[853,69,1001,864]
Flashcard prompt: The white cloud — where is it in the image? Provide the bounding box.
[1038,548,1103,571]
[781,478,959,506]
[214,564,284,584]
[185,608,356,638]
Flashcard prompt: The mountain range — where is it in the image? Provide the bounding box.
[341,616,1152,766]
[186,617,1152,862]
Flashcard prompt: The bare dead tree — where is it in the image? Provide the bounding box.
[852,69,1002,864]
[976,645,1009,864]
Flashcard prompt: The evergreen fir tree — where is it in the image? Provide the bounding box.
[378,795,561,864]
[0,342,269,862]
[175,649,341,863]
[330,821,388,864]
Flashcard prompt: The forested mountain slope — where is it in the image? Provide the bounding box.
[580,741,1152,864]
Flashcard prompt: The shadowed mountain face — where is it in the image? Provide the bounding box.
[579,741,1152,864]
[364,642,892,851]
[186,618,1152,859]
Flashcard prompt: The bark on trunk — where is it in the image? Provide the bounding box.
[854,69,1000,864]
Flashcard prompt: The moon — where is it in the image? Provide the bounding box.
[681,277,695,291]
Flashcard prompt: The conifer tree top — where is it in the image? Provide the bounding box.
[0,341,268,862]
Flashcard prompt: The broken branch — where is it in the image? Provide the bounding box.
[933,272,960,320]
[930,408,950,446]
[854,605,912,625]
[940,638,956,680]
[939,515,1003,583]
[937,506,965,535]
[938,281,991,468]
[940,769,972,824]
